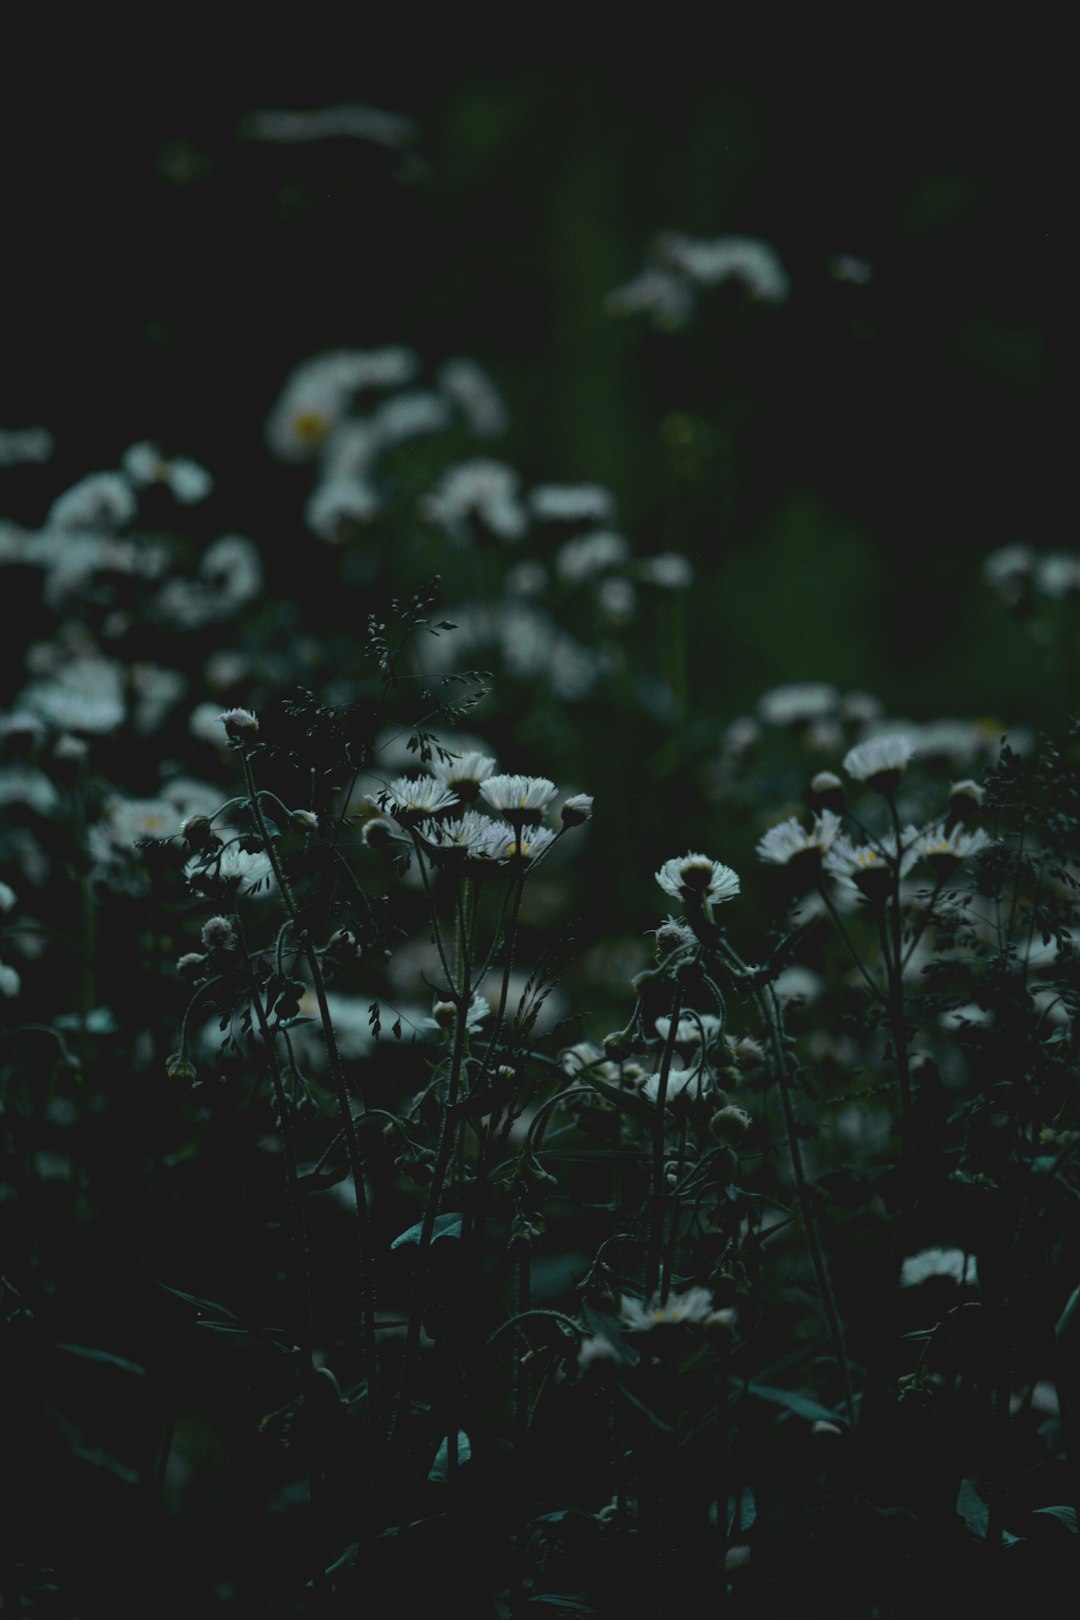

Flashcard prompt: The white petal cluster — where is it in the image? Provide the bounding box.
[479,774,558,820]
[620,1286,720,1331]
[657,233,791,302]
[555,530,630,584]
[417,810,499,857]
[757,682,838,727]
[654,1012,724,1047]
[843,734,914,785]
[47,472,136,531]
[437,359,509,439]
[422,459,527,543]
[655,853,740,909]
[121,442,213,504]
[915,823,992,870]
[484,824,557,864]
[756,810,841,867]
[823,828,920,894]
[186,844,276,897]
[431,753,498,794]
[530,484,616,525]
[370,775,459,825]
[900,1247,978,1287]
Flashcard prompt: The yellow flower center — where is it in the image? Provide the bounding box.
[293,409,329,445]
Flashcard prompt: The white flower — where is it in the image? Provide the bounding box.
[756,810,841,869]
[417,810,496,857]
[530,484,616,525]
[843,734,914,791]
[0,881,16,913]
[605,266,696,330]
[0,961,21,998]
[555,530,630,584]
[371,389,453,447]
[637,553,693,590]
[0,426,54,466]
[0,766,60,816]
[422,459,527,542]
[305,475,380,540]
[757,683,839,727]
[20,658,126,734]
[641,1067,712,1108]
[915,823,992,877]
[596,575,637,624]
[577,1333,618,1371]
[656,233,791,302]
[984,543,1035,602]
[504,560,548,597]
[900,1247,977,1287]
[491,825,557,864]
[437,359,509,438]
[560,794,593,828]
[371,775,459,826]
[93,796,179,851]
[560,1040,606,1076]
[655,853,740,909]
[620,1286,717,1331]
[419,988,491,1034]
[824,828,920,899]
[773,966,824,1007]
[654,1013,723,1047]
[479,774,558,824]
[186,845,276,897]
[47,472,136,531]
[431,753,497,800]
[266,348,418,463]
[220,707,259,743]
[121,442,212,503]
[1036,552,1080,600]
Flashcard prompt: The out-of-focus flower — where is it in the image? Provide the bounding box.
[421,459,526,542]
[266,348,419,462]
[0,426,54,466]
[808,771,845,814]
[305,475,379,541]
[824,828,920,900]
[656,853,740,910]
[220,707,259,744]
[121,442,213,503]
[656,233,791,302]
[843,734,914,793]
[555,530,630,584]
[758,683,838,727]
[577,1333,618,1372]
[637,553,693,590]
[241,102,418,150]
[437,359,509,438]
[605,266,695,330]
[915,823,992,879]
[900,1247,978,1287]
[1036,552,1080,600]
[530,483,616,526]
[827,253,873,284]
[654,1012,723,1047]
[0,881,16,912]
[201,915,238,952]
[949,779,985,820]
[0,962,21,997]
[756,810,841,872]
[371,389,453,447]
[47,472,136,531]
[620,1286,718,1330]
[20,658,126,734]
[186,844,276,898]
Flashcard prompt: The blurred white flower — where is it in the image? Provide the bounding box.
[47,472,136,531]
[371,389,452,447]
[758,683,838,726]
[637,552,693,589]
[0,766,60,815]
[984,543,1035,604]
[422,459,526,542]
[241,102,417,150]
[756,811,841,869]
[657,233,790,302]
[827,253,873,284]
[479,774,557,823]
[305,475,380,541]
[605,266,695,329]
[843,734,915,790]
[0,426,54,466]
[437,359,509,438]
[773,965,824,1006]
[121,442,212,503]
[1035,552,1080,600]
[0,962,21,998]
[620,1286,718,1330]
[530,483,616,525]
[266,348,418,462]
[20,658,126,735]
[555,530,630,584]
[0,881,16,912]
[900,1247,977,1287]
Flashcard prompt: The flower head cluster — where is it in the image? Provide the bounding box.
[655,853,740,912]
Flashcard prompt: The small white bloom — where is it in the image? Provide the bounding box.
[577,1333,618,1372]
[0,961,21,998]
[422,459,527,542]
[121,442,212,503]
[620,1286,717,1330]
[637,552,693,590]
[487,824,557,864]
[555,530,630,584]
[371,775,459,826]
[437,359,509,438]
[641,1068,712,1108]
[757,683,839,727]
[915,823,992,877]
[1035,552,1080,600]
[900,1247,978,1287]
[431,752,497,801]
[843,734,915,790]
[530,484,616,525]
[657,233,790,302]
[0,881,17,912]
[824,828,920,898]
[596,575,637,624]
[417,810,496,857]
[605,266,695,330]
[47,472,136,531]
[756,810,841,868]
[220,707,259,743]
[773,965,825,1007]
[655,853,740,909]
[371,389,453,447]
[560,793,593,828]
[186,845,276,897]
[0,426,54,466]
[654,1013,723,1047]
[984,543,1035,603]
[479,774,558,824]
[305,475,380,540]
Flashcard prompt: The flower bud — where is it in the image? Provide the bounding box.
[602,1030,635,1062]
[220,707,259,745]
[166,1052,197,1081]
[711,1104,752,1141]
[362,816,397,849]
[182,814,215,851]
[177,951,208,981]
[560,793,594,828]
[201,914,238,953]
[290,808,319,832]
[808,770,845,814]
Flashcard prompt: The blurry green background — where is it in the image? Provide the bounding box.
[2,50,1059,725]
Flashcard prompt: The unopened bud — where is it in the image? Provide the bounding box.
[177,951,208,981]
[220,707,259,745]
[602,1030,635,1062]
[560,793,594,828]
[290,808,319,832]
[711,1104,752,1141]
[166,1052,197,1082]
[182,814,215,851]
[432,999,457,1028]
[808,770,845,813]
[362,816,397,849]
[201,914,238,953]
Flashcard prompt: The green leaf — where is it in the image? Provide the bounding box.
[56,1343,145,1377]
[530,1598,595,1613]
[390,1213,463,1249]
[743,1380,845,1426]
[428,1431,471,1482]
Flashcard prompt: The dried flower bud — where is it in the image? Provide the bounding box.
[201,914,238,953]
[166,1052,197,1082]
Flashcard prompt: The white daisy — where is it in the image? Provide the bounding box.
[416,810,496,857]
[900,1247,978,1287]
[485,824,557,864]
[530,483,615,525]
[756,810,841,869]
[437,359,509,439]
[843,735,915,792]
[121,442,212,503]
[915,823,992,878]
[620,1286,718,1331]
[823,828,920,900]
[655,853,740,910]
[555,530,629,584]
[757,682,838,727]
[478,773,557,825]
[640,1068,712,1108]
[422,459,527,543]
[431,752,497,801]
[47,471,136,531]
[186,845,276,898]
[370,775,459,827]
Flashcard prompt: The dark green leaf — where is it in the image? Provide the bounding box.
[390,1212,463,1249]
[56,1343,145,1377]
[428,1431,471,1482]
[743,1380,844,1425]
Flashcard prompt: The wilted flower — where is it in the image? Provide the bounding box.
[843,735,914,794]
[655,853,740,911]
